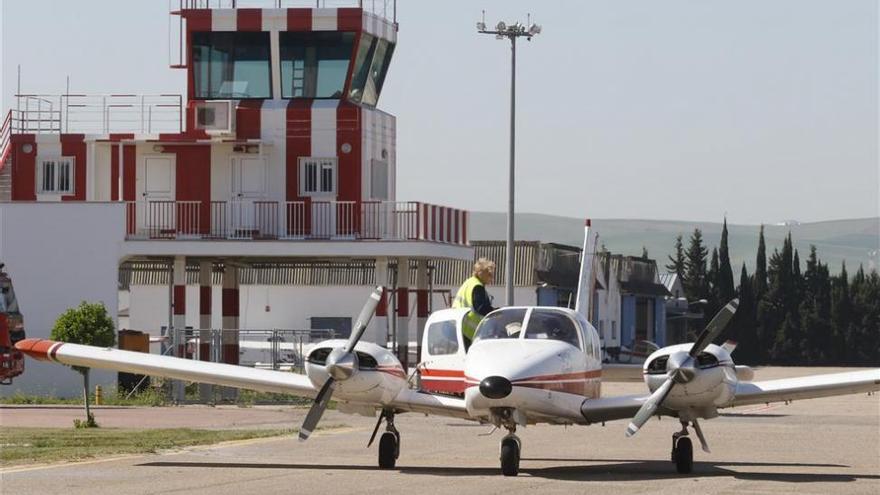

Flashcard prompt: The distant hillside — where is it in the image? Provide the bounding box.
[469,213,880,274]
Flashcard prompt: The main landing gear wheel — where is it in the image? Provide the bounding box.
[671,431,693,474]
[377,414,400,469]
[378,432,399,469]
[500,435,521,477]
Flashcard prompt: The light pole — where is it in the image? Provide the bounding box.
[477,17,541,306]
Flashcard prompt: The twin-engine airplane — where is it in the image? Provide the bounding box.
[14,223,880,476]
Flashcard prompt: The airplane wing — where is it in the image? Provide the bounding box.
[580,394,646,424]
[729,369,880,408]
[389,388,471,419]
[16,339,317,398]
[581,369,880,424]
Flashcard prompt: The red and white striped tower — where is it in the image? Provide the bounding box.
[372,258,389,345]
[221,263,240,400]
[396,257,411,371]
[415,259,429,364]
[198,260,213,402]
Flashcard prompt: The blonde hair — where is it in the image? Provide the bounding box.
[472,258,496,279]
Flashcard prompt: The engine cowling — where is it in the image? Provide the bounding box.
[642,343,739,417]
[305,339,407,406]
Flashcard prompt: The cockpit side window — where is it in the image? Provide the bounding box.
[473,309,527,343]
[524,310,580,349]
[426,320,459,355]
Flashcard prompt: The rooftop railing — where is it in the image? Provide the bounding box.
[174,0,395,20]
[8,94,184,136]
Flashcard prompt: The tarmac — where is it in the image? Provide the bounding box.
[1,367,878,495]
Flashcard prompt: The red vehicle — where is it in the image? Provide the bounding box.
[0,263,25,384]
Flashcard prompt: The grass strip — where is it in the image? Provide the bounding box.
[0,427,299,467]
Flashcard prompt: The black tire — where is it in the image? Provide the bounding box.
[500,438,520,477]
[674,436,693,474]
[378,432,397,469]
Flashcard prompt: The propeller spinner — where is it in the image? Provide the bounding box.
[624,298,739,442]
[299,286,384,441]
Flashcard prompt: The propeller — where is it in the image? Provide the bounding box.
[298,286,384,441]
[625,298,739,439]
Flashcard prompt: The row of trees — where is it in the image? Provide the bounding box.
[666,220,880,365]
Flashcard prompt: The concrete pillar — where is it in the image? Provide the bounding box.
[415,259,429,364]
[171,256,186,403]
[372,258,389,345]
[198,260,213,402]
[396,258,411,371]
[221,264,239,400]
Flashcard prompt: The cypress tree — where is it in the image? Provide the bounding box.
[666,234,686,279]
[683,229,709,302]
[753,225,768,299]
[830,262,851,363]
[734,263,758,364]
[718,217,736,302]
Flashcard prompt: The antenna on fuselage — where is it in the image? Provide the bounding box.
[575,219,599,322]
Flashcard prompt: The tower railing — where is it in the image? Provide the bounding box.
[9,94,183,136]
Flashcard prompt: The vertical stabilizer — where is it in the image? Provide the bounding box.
[575,219,599,321]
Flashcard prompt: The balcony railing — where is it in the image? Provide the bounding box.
[125,200,468,245]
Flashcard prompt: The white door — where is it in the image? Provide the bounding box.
[136,155,176,236]
[230,156,270,237]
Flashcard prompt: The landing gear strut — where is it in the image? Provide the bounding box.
[377,413,400,469]
[671,421,693,474]
[500,427,521,476]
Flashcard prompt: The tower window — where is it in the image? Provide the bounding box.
[348,34,395,106]
[299,157,337,196]
[193,32,271,99]
[37,157,74,194]
[281,32,355,99]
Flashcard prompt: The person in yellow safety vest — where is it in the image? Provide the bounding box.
[453,258,497,347]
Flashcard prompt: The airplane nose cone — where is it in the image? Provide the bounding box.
[479,376,512,399]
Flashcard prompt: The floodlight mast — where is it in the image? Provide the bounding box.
[477,16,541,306]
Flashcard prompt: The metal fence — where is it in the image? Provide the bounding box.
[170,327,335,372]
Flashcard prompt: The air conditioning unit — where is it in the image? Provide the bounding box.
[194,100,233,134]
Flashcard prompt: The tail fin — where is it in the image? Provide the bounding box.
[575,219,599,321]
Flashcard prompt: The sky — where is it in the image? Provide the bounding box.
[2,0,878,225]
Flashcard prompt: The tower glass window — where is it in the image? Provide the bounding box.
[193,32,271,99]
[348,34,395,106]
[281,32,355,99]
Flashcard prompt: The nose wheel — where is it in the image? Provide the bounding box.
[500,429,521,476]
[671,422,693,474]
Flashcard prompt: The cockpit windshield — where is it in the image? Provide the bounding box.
[525,310,580,348]
[473,309,527,343]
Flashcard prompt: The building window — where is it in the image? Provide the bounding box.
[348,34,395,106]
[37,157,74,194]
[280,32,355,99]
[299,157,337,196]
[370,159,388,200]
[611,321,618,340]
[192,32,271,99]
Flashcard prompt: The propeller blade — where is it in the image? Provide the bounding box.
[625,376,675,437]
[690,298,739,357]
[692,419,711,453]
[344,286,384,354]
[367,410,385,448]
[298,377,336,442]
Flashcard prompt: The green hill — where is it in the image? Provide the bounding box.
[469,213,879,275]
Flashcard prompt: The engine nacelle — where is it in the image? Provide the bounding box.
[643,343,739,415]
[305,339,407,406]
